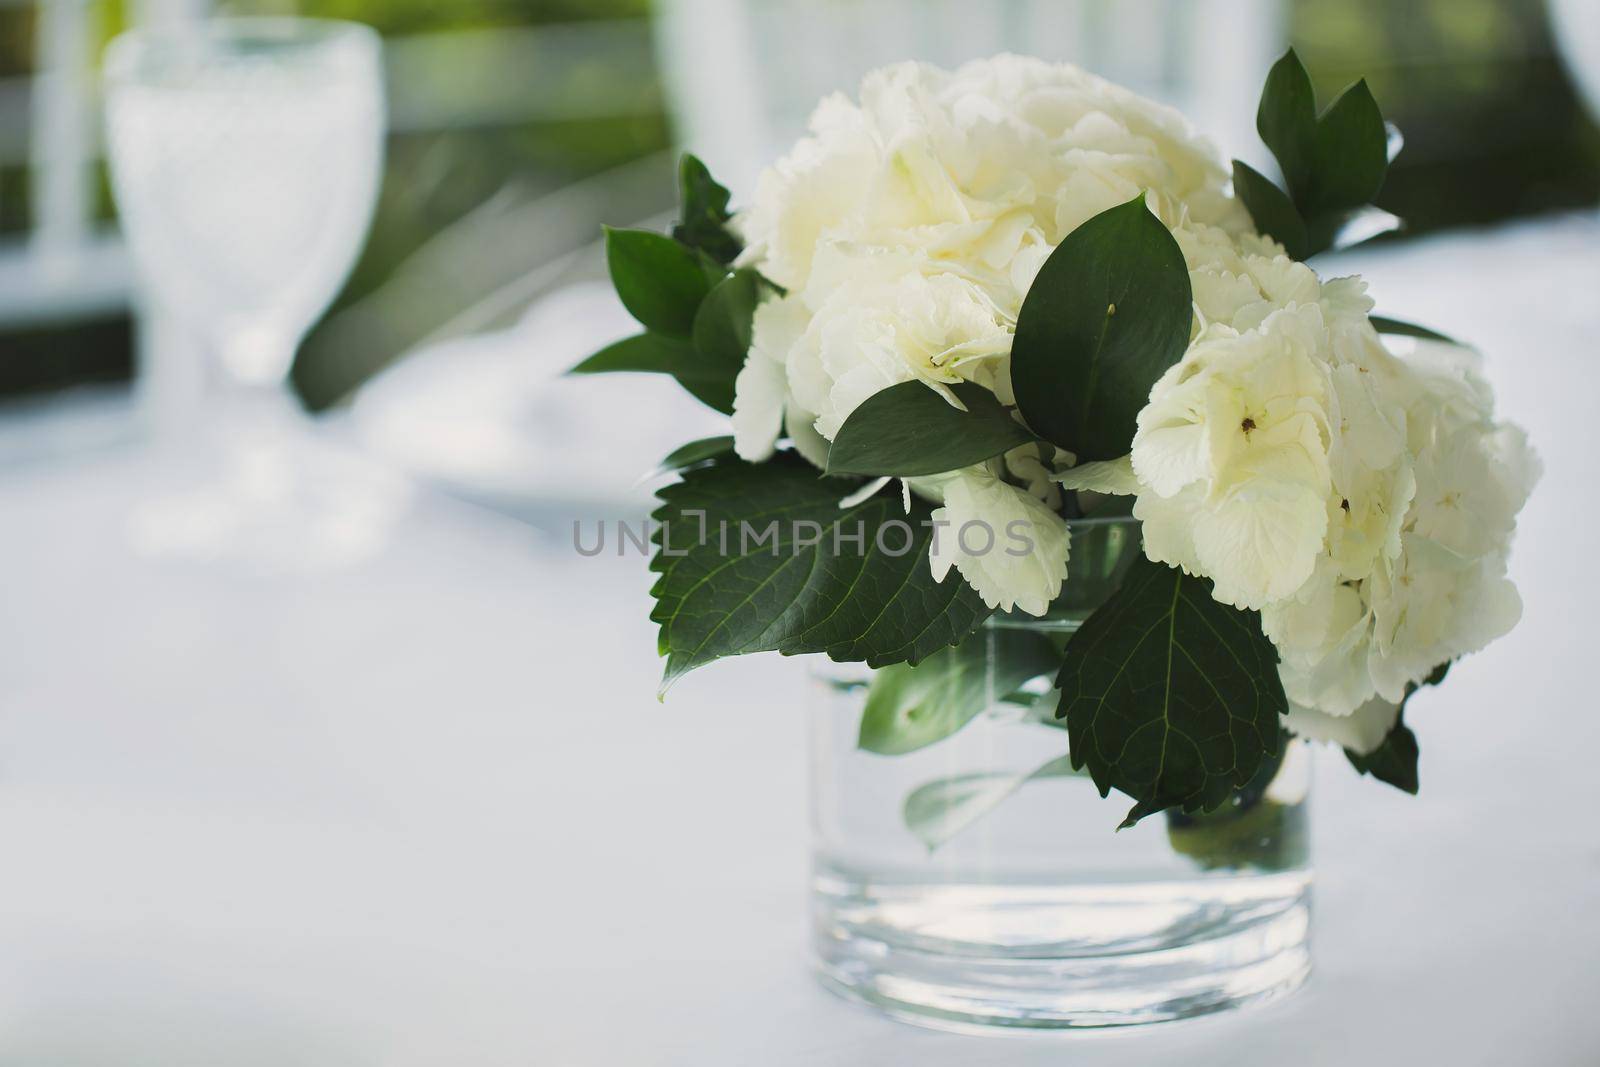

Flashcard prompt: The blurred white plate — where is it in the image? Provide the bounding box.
[350,280,726,513]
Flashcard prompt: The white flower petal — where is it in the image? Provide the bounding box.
[1133,483,1205,578]
[731,354,785,462]
[928,470,1069,617]
[1191,481,1328,610]
[1054,455,1139,495]
[1286,697,1399,755]
[837,477,891,509]
[1132,404,1213,498]
[734,296,813,462]
[784,405,831,469]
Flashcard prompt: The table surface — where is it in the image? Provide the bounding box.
[2,217,1598,1066]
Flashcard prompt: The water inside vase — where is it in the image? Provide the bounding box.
[806,518,1312,1029]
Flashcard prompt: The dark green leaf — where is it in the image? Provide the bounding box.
[1256,49,1318,202]
[605,227,715,337]
[569,332,682,375]
[1244,51,1395,261]
[1308,80,1388,214]
[1233,160,1310,261]
[1345,714,1420,794]
[1055,554,1288,826]
[1342,659,1448,794]
[826,381,1038,478]
[569,332,736,414]
[658,436,735,473]
[651,454,993,689]
[1011,196,1193,461]
[1318,204,1402,253]
[692,268,765,376]
[672,154,742,265]
[858,627,1060,755]
[1371,315,1455,343]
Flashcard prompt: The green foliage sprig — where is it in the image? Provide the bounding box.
[1233,48,1396,260]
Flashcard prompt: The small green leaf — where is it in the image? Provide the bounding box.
[605,227,716,337]
[826,381,1038,478]
[1318,204,1402,253]
[858,627,1060,755]
[1233,160,1310,260]
[1371,315,1455,343]
[1345,714,1420,794]
[569,332,694,376]
[1056,554,1288,826]
[1011,196,1193,461]
[1343,659,1447,794]
[1256,49,1318,202]
[1244,51,1396,261]
[569,332,736,414]
[672,154,742,265]
[1308,80,1388,215]
[903,754,1079,851]
[658,436,735,473]
[651,454,993,688]
[692,268,765,375]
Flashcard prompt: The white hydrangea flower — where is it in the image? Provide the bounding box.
[927,467,1070,617]
[1130,302,1335,610]
[1090,236,1537,726]
[1261,337,1539,721]
[739,55,1246,298]
[798,260,1016,441]
[726,51,1539,675]
[1365,535,1525,701]
[731,55,1246,616]
[734,55,1244,464]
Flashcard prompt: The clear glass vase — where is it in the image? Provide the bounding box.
[808,517,1312,1031]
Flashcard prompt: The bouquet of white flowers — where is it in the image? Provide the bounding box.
[576,51,1537,827]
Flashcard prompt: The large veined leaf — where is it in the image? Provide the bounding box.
[1011,196,1193,462]
[1055,554,1288,827]
[857,626,1060,755]
[651,455,993,689]
[826,381,1038,478]
[672,154,742,264]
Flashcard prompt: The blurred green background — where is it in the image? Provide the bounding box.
[0,0,1595,408]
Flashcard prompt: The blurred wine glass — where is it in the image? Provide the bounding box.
[105,18,402,569]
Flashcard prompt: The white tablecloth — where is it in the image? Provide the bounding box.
[1,217,1597,1065]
